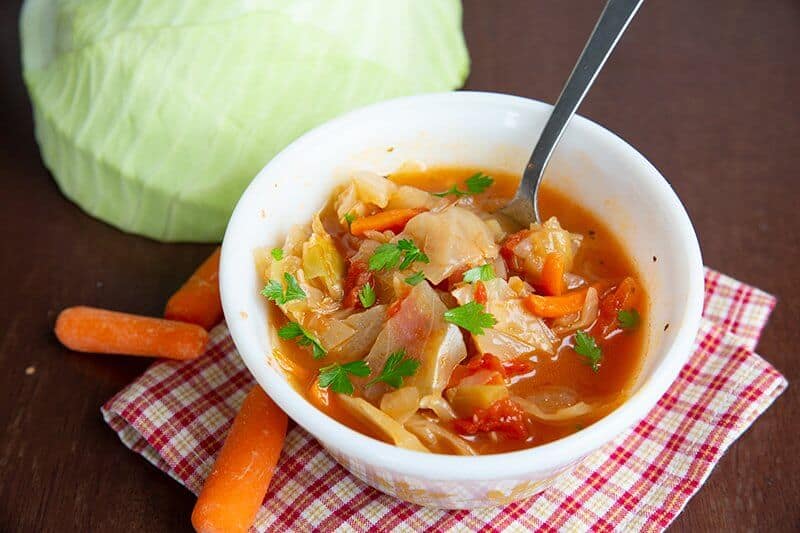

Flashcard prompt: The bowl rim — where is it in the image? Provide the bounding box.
[220,91,704,481]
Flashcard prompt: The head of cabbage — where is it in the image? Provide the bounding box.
[21,0,469,242]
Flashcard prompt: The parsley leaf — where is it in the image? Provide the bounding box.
[431,172,494,197]
[462,264,495,283]
[358,283,376,308]
[573,330,602,371]
[283,273,306,301]
[271,248,284,261]
[396,239,429,270]
[444,301,496,335]
[278,321,326,359]
[405,272,426,286]
[367,349,420,388]
[465,172,494,194]
[318,360,371,395]
[261,273,306,305]
[368,239,429,272]
[617,309,640,329]
[344,213,356,228]
[260,280,284,302]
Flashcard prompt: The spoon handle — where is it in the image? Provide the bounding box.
[508,0,644,224]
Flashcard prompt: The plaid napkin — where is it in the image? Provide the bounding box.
[102,269,787,531]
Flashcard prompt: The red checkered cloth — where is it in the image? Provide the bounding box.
[102,269,786,531]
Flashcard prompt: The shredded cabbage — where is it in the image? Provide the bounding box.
[21,0,470,241]
[337,395,430,452]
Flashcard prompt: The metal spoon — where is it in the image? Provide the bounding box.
[500,0,644,226]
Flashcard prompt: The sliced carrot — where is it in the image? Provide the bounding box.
[164,247,222,330]
[350,208,425,236]
[523,288,588,318]
[524,280,613,318]
[192,386,288,533]
[55,306,208,360]
[538,252,566,296]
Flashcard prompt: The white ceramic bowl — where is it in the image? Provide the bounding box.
[220,92,704,509]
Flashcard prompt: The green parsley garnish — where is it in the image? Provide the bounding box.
[617,309,640,330]
[368,239,430,272]
[261,273,306,305]
[573,330,602,372]
[344,213,356,227]
[271,248,284,261]
[443,302,496,335]
[358,283,376,308]
[318,360,371,395]
[404,272,426,286]
[432,172,494,197]
[367,349,420,388]
[462,264,495,283]
[278,321,326,359]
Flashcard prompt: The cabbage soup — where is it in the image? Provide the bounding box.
[257,168,647,455]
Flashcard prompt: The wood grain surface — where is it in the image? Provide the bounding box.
[1,1,797,531]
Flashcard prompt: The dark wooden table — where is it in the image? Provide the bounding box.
[1,1,797,531]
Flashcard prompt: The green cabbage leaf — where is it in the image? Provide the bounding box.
[21,0,469,241]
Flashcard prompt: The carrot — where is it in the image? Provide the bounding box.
[538,252,566,296]
[524,280,613,318]
[350,208,425,236]
[165,247,222,330]
[524,287,589,318]
[192,386,288,533]
[55,306,208,360]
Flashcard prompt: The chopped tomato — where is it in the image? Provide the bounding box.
[447,365,472,388]
[474,281,488,305]
[596,276,639,334]
[447,353,506,388]
[502,359,536,377]
[458,369,504,386]
[466,353,505,375]
[453,397,529,440]
[440,264,470,292]
[342,260,373,309]
[387,296,406,318]
[500,229,530,270]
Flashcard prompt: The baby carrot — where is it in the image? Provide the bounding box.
[191,386,288,533]
[165,247,223,330]
[538,252,566,296]
[55,306,208,360]
[350,208,425,236]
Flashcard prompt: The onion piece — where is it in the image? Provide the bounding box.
[338,395,430,452]
[419,394,458,421]
[512,395,594,423]
[404,414,477,456]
